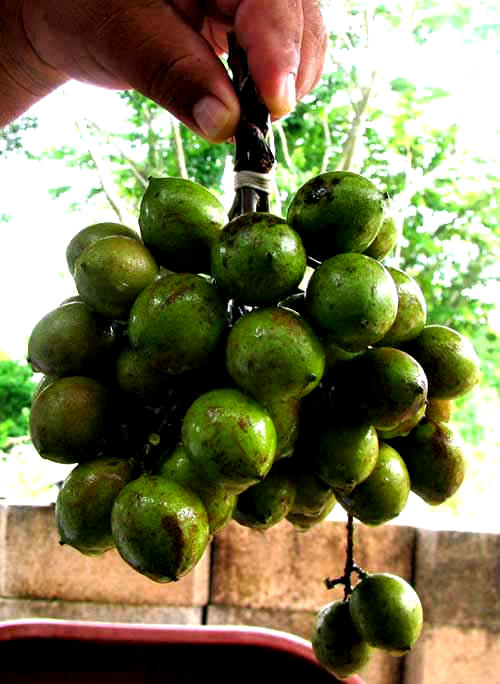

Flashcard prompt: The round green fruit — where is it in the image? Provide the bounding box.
[66,222,140,275]
[139,177,226,273]
[306,253,398,352]
[29,376,111,464]
[182,388,276,494]
[392,419,466,505]
[349,573,423,655]
[337,347,428,431]
[28,302,116,378]
[128,272,227,374]
[157,444,237,536]
[314,422,379,493]
[286,494,336,532]
[211,212,306,306]
[233,461,297,530]
[377,267,427,346]
[259,396,301,461]
[226,307,325,401]
[363,214,400,260]
[287,171,387,259]
[403,325,480,400]
[312,600,373,678]
[337,443,410,525]
[111,475,210,582]
[74,235,158,319]
[56,457,135,555]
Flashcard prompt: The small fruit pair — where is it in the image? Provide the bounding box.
[312,573,423,678]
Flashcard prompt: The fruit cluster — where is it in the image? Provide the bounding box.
[27,170,480,678]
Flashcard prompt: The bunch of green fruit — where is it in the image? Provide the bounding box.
[27,170,480,675]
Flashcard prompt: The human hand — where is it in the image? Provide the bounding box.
[1,1,327,141]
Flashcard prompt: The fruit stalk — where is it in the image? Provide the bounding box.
[325,513,367,600]
[227,32,275,218]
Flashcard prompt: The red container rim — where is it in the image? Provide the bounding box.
[0,618,365,683]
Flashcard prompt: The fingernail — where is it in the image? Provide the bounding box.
[280,73,296,113]
[193,95,232,141]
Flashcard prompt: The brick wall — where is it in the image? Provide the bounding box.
[0,504,498,684]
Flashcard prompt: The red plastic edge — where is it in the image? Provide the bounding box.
[0,619,366,683]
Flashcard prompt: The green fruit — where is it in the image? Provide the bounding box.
[315,422,379,492]
[226,307,325,400]
[211,213,306,306]
[28,302,117,378]
[128,272,227,374]
[182,388,276,494]
[376,267,427,347]
[376,402,426,440]
[403,325,480,399]
[312,600,373,678]
[233,461,297,530]
[260,396,301,461]
[306,253,398,352]
[56,456,135,555]
[363,214,400,260]
[139,177,227,273]
[157,444,237,536]
[286,494,336,531]
[74,235,158,319]
[289,464,334,516]
[337,347,428,431]
[287,171,387,259]
[111,475,209,582]
[337,443,410,525]
[29,376,111,464]
[116,345,175,406]
[66,222,140,275]
[349,573,423,655]
[392,419,466,505]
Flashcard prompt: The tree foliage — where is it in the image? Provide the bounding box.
[0,360,36,449]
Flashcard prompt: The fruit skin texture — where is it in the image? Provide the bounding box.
[211,213,306,306]
[116,345,175,407]
[182,388,276,494]
[66,222,140,275]
[337,442,410,525]
[391,419,465,505]
[157,444,237,536]
[349,573,423,655]
[29,376,111,464]
[315,422,379,493]
[287,171,386,259]
[226,307,325,401]
[111,475,209,582]
[128,272,227,375]
[139,177,227,274]
[233,461,297,530]
[259,396,301,461]
[306,253,398,352]
[56,457,135,555]
[312,600,373,678]
[74,235,159,319]
[337,347,428,431]
[377,266,427,347]
[28,302,116,378]
[403,324,480,399]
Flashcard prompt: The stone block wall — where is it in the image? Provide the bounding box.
[0,504,498,684]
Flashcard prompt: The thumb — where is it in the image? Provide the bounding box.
[96,4,240,142]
